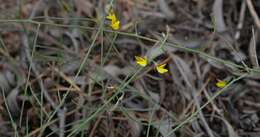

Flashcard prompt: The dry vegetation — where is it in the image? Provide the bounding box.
[1,0,260,137]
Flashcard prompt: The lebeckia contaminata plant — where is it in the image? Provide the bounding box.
[135,55,168,74]
[106,9,120,30]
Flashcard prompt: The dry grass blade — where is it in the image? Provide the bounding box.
[213,0,226,32]
[172,54,214,137]
[6,88,20,117]
[165,74,247,137]
[246,0,260,29]
[212,115,240,137]
[249,28,259,68]
[58,107,67,137]
[54,67,81,92]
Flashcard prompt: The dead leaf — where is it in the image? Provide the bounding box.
[6,88,20,117]
[127,111,143,137]
[213,0,227,32]
[75,0,94,17]
[154,119,176,137]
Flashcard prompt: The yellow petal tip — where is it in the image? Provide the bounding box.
[111,20,120,30]
[156,64,168,74]
[216,81,226,88]
[135,56,147,67]
[106,10,120,30]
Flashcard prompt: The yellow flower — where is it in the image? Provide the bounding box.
[156,64,168,74]
[110,20,120,30]
[216,81,226,88]
[106,9,120,30]
[135,56,147,67]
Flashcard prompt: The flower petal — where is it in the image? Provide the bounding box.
[135,56,147,67]
[106,13,116,21]
[216,81,226,88]
[106,9,115,19]
[110,20,120,30]
[156,64,168,74]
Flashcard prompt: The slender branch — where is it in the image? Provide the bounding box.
[246,0,260,29]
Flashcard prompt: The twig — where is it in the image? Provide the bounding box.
[1,88,19,137]
[172,1,212,29]
[246,0,260,29]
[53,67,82,92]
[58,107,67,137]
[67,68,143,137]
[235,0,246,40]
[165,74,247,137]
[21,24,57,110]
[158,0,175,19]
[20,23,65,136]
[65,32,79,53]
[173,55,215,137]
[89,117,102,137]
[213,0,226,32]
[249,28,259,67]
[29,0,44,19]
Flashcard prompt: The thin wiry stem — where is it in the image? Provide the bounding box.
[165,73,247,137]
[0,19,259,74]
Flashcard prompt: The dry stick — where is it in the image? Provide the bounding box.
[194,58,222,114]
[192,91,215,137]
[53,68,81,92]
[28,109,77,137]
[21,23,63,136]
[89,117,102,137]
[173,55,215,137]
[31,16,97,22]
[1,88,19,137]
[67,68,142,137]
[0,31,30,127]
[36,21,105,137]
[172,1,212,29]
[235,0,246,40]
[21,24,57,110]
[213,0,226,32]
[246,0,260,29]
[165,74,247,137]
[29,0,44,19]
[58,107,67,137]
[249,28,259,68]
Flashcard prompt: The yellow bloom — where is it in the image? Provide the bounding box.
[156,64,168,74]
[110,20,120,30]
[216,81,226,88]
[135,56,147,67]
[106,9,120,30]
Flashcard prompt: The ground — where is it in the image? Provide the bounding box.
[0,0,260,137]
